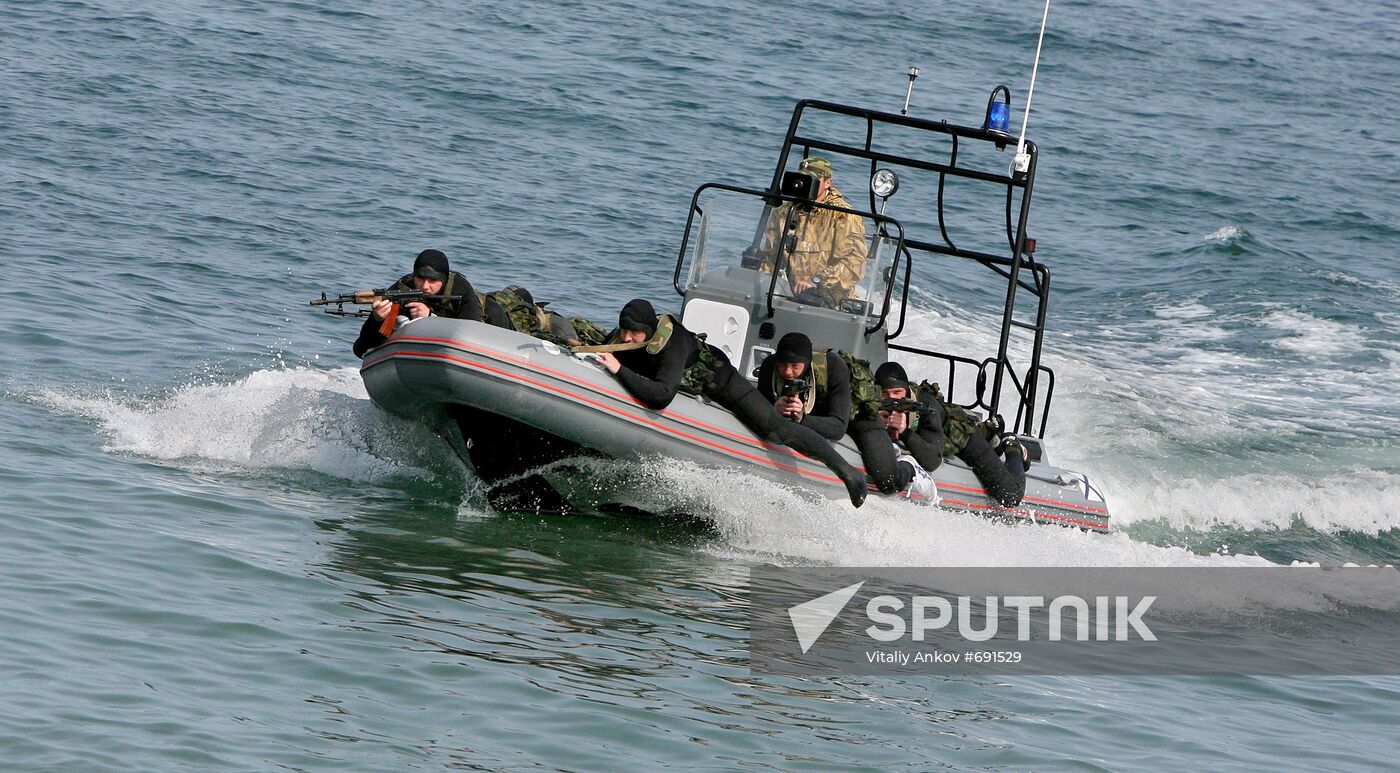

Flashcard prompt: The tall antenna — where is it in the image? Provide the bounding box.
[1015,0,1052,173]
[901,67,919,116]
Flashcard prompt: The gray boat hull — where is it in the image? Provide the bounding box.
[360,317,1111,531]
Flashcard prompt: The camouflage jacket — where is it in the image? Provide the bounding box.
[759,188,868,304]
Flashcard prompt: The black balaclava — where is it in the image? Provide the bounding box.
[874,361,910,391]
[413,249,450,281]
[618,298,659,336]
[774,332,813,369]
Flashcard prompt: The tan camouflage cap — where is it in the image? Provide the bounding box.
[798,156,833,179]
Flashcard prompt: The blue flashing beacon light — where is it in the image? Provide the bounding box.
[988,100,1010,132]
[983,85,1013,135]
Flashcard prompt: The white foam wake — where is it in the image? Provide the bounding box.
[40,366,464,484]
[1106,470,1398,534]
[1259,308,1368,356]
[615,460,1400,617]
[890,294,1400,536]
[638,460,1274,568]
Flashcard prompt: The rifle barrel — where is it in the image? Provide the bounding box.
[309,289,467,307]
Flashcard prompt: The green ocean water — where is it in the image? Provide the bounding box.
[3,0,1398,768]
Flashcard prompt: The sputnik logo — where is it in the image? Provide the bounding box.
[787,581,865,653]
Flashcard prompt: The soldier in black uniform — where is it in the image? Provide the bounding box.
[353,249,483,357]
[755,332,852,441]
[846,362,945,495]
[593,300,867,508]
[871,362,1029,508]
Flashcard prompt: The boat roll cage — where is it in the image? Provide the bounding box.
[676,99,1058,438]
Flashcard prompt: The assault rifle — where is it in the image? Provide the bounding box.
[779,377,809,398]
[310,289,467,336]
[880,396,924,414]
[880,396,924,433]
[777,377,810,422]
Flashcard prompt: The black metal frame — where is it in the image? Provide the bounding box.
[673,99,1058,438]
[772,100,1056,437]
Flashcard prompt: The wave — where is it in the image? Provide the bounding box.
[644,459,1278,568]
[1258,308,1368,356]
[1109,470,1397,535]
[1204,224,1245,243]
[892,293,1400,542]
[37,366,467,486]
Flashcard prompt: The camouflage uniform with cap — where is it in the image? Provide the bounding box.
[759,156,868,307]
[798,157,833,178]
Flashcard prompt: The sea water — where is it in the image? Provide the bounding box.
[2,0,1398,768]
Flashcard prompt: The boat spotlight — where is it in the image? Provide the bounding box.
[871,168,900,217]
[871,168,900,200]
[983,84,1012,135]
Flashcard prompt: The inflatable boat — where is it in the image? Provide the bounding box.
[358,95,1112,531]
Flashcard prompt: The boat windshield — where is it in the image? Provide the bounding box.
[679,185,902,324]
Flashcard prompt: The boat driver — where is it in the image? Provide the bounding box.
[353,249,484,357]
[589,299,868,507]
[754,332,852,441]
[756,157,868,309]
